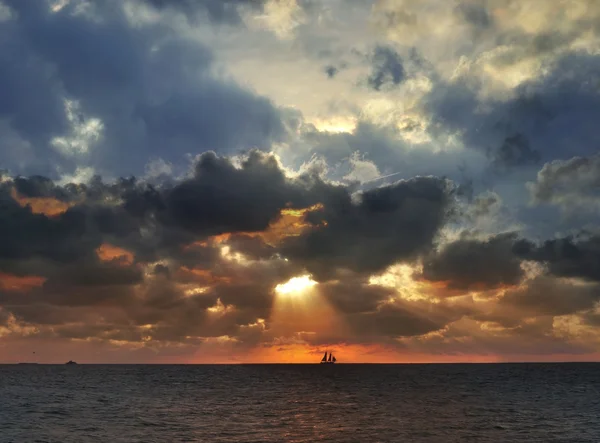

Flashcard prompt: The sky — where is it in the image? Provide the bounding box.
[1,0,600,363]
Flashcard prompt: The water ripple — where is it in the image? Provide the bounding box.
[1,364,600,442]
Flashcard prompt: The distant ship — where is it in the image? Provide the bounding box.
[320,352,336,364]
[65,360,78,365]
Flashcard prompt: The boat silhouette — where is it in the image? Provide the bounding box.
[320,351,336,364]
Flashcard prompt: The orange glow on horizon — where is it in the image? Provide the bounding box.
[96,244,135,266]
[187,343,557,364]
[3,334,600,364]
[0,272,46,292]
[11,188,74,217]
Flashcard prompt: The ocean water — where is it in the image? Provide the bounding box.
[1,364,600,442]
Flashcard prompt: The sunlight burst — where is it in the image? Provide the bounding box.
[275,275,317,296]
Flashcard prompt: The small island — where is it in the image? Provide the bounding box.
[65,360,78,365]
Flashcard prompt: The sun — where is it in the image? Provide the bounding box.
[275,275,317,296]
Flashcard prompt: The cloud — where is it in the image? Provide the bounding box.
[489,133,540,173]
[367,45,406,91]
[425,52,600,172]
[318,279,393,314]
[140,0,262,25]
[161,150,318,236]
[289,122,486,187]
[0,188,98,267]
[0,0,285,178]
[2,0,600,362]
[454,2,492,30]
[252,0,306,39]
[0,151,459,351]
[345,297,472,341]
[514,233,600,283]
[421,232,524,291]
[324,65,338,78]
[281,176,455,279]
[498,276,600,318]
[528,153,600,212]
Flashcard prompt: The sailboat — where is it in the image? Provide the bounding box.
[320,351,337,364]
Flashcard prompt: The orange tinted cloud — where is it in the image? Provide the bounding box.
[259,203,325,245]
[418,278,518,296]
[96,244,135,266]
[187,203,325,249]
[176,267,232,285]
[0,272,46,292]
[11,188,74,217]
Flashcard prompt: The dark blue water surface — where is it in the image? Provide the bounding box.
[1,363,600,442]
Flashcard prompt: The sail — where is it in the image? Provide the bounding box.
[321,352,327,362]
[328,353,332,362]
[332,356,337,362]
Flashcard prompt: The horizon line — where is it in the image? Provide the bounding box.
[4,361,600,365]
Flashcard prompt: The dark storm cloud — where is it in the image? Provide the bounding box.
[514,233,600,283]
[161,151,312,235]
[0,174,191,277]
[348,305,440,337]
[7,148,596,350]
[1,180,147,278]
[281,176,454,280]
[421,232,524,291]
[0,151,460,345]
[346,299,470,339]
[319,280,394,314]
[2,150,326,269]
[367,45,406,91]
[0,189,97,266]
[0,0,284,177]
[0,150,326,275]
[498,276,600,317]
[12,175,70,200]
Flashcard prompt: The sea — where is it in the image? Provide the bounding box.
[1,363,599,442]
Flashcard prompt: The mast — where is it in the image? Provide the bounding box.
[328,353,332,362]
[321,352,327,362]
